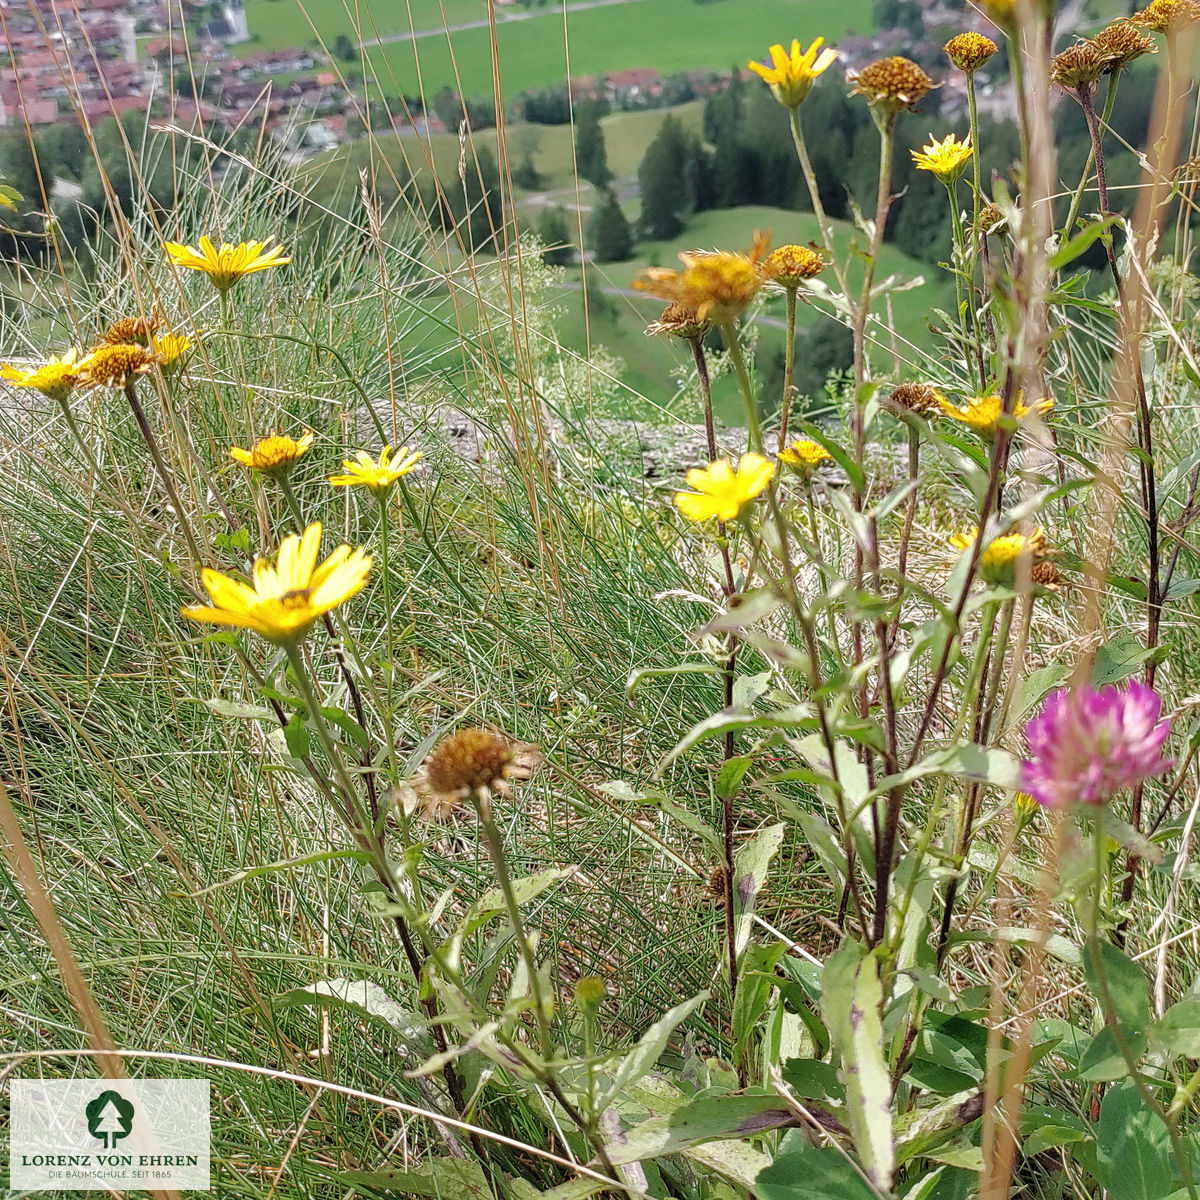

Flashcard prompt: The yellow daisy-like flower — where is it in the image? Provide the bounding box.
[747,37,838,108]
[944,32,998,73]
[0,348,91,403]
[329,445,423,494]
[674,453,775,523]
[230,431,315,478]
[777,438,831,478]
[181,522,371,647]
[151,332,192,370]
[849,56,938,114]
[163,236,291,292]
[633,232,769,325]
[911,132,973,183]
[950,525,1050,586]
[80,342,160,388]
[937,391,1053,435]
[763,244,826,287]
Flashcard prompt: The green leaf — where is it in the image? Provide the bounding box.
[596,992,709,1112]
[1084,940,1150,1031]
[1096,1080,1173,1200]
[1078,1024,1147,1081]
[821,942,894,1192]
[732,822,785,958]
[460,867,575,939]
[1049,213,1121,270]
[756,1144,877,1200]
[1094,632,1163,687]
[274,978,432,1055]
[603,1093,795,1167]
[732,945,786,1060]
[340,1160,492,1197]
[716,755,754,801]
[1152,1000,1200,1057]
[661,706,815,768]
[199,697,278,721]
[0,184,22,211]
[791,419,866,493]
[283,709,311,758]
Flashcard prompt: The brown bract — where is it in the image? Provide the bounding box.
[1092,20,1157,69]
[763,244,826,287]
[644,302,712,341]
[848,56,938,113]
[976,203,1009,235]
[944,32,999,73]
[82,342,161,387]
[101,315,163,346]
[1051,41,1106,89]
[885,381,943,416]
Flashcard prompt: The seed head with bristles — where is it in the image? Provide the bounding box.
[848,56,938,114]
[102,315,163,346]
[1092,20,1157,69]
[425,729,515,799]
[1050,41,1106,89]
[886,381,943,416]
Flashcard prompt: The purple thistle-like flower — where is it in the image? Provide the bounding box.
[1022,681,1172,809]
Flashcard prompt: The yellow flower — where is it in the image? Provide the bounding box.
[151,332,192,370]
[164,236,291,292]
[777,439,831,478]
[80,343,160,388]
[0,348,91,402]
[329,445,423,494]
[763,244,826,287]
[181,522,370,647]
[230,431,314,478]
[944,32,998,73]
[674,454,775,523]
[747,37,838,108]
[937,391,1053,434]
[911,133,973,183]
[633,232,769,325]
[849,56,938,114]
[950,525,1050,585]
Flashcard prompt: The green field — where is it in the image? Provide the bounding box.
[242,0,873,100]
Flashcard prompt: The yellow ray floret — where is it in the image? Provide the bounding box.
[674,453,775,523]
[151,332,192,369]
[182,522,371,646]
[164,236,291,291]
[634,232,769,325]
[911,133,974,182]
[230,431,314,476]
[777,438,831,477]
[0,347,91,401]
[951,525,1050,585]
[329,445,423,493]
[747,37,838,107]
[938,391,1053,433]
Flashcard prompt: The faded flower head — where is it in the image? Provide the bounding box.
[645,302,711,341]
[230,431,314,478]
[747,37,839,108]
[849,56,938,114]
[977,203,1009,236]
[1051,41,1106,89]
[81,342,160,387]
[102,315,162,345]
[1092,20,1157,69]
[777,438,831,479]
[674,453,775,523]
[329,445,423,495]
[911,132,974,183]
[181,521,370,647]
[763,244,826,287]
[1132,0,1200,32]
[164,236,291,292]
[944,31,999,73]
[950,525,1050,586]
[1022,682,1172,809]
[938,391,1053,435]
[425,728,515,799]
[634,232,769,325]
[0,348,91,403]
[886,381,943,416]
[573,976,608,1014]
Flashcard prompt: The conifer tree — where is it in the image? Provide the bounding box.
[574,101,611,188]
[588,189,633,263]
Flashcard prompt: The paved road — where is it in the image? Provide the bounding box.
[363,0,647,48]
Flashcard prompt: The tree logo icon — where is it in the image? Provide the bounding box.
[84,1090,135,1149]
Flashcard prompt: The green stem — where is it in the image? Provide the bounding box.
[377,490,400,783]
[788,108,850,299]
[718,323,763,453]
[853,112,896,389]
[945,180,973,357]
[779,288,798,447]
